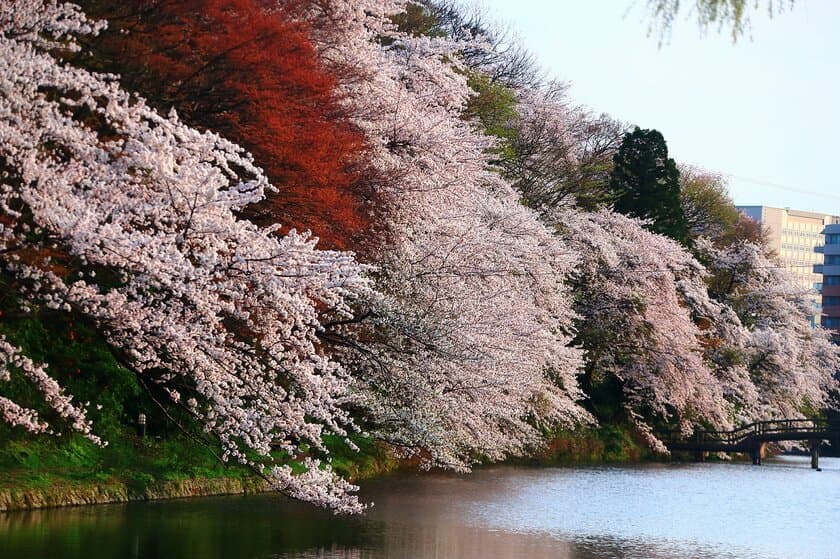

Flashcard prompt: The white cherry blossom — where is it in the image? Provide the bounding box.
[0,0,369,513]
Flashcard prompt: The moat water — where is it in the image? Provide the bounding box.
[2,455,838,559]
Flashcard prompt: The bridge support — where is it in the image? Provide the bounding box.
[750,442,766,466]
[809,440,820,469]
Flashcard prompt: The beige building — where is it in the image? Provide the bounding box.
[737,206,837,325]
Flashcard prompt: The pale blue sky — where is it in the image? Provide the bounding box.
[484,0,840,215]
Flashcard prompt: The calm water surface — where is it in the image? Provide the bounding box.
[1,456,838,559]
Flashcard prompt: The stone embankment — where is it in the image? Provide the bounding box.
[0,477,269,512]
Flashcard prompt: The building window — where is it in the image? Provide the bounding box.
[825,276,840,286]
[824,296,840,307]
[825,255,840,265]
[824,317,840,329]
[826,234,840,245]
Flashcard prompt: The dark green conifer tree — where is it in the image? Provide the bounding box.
[608,127,690,245]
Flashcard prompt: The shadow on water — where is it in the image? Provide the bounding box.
[1,456,837,559]
[0,496,379,559]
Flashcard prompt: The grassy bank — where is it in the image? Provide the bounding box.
[0,307,655,512]
[0,396,429,513]
[0,421,659,513]
[0,307,402,511]
[0,475,268,512]
[0,428,411,512]
[529,423,655,465]
[0,430,255,512]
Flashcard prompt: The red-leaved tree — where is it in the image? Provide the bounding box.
[77,0,375,250]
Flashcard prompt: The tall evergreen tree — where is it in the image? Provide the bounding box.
[608,127,690,245]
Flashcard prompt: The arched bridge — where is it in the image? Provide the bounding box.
[660,418,840,468]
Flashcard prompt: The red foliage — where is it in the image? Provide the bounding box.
[78,0,374,250]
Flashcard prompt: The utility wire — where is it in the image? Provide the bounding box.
[682,163,840,205]
[727,174,840,203]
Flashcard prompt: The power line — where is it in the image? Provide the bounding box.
[727,174,840,203]
[681,163,840,204]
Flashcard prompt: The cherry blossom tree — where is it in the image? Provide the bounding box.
[394,4,624,213]
[555,209,745,449]
[288,0,591,468]
[396,0,544,90]
[493,63,827,439]
[698,238,840,418]
[505,88,625,212]
[0,0,369,513]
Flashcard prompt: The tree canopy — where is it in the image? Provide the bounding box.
[1,0,836,514]
[75,0,374,251]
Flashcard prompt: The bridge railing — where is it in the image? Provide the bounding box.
[658,418,837,447]
[756,418,829,436]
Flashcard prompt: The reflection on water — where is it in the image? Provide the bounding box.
[1,456,838,559]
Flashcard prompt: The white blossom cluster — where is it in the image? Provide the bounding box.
[0,336,102,442]
[697,239,840,420]
[296,0,591,469]
[557,209,840,448]
[558,210,736,447]
[0,0,370,513]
